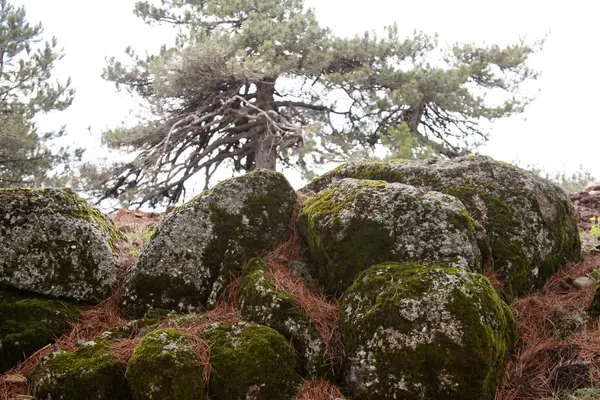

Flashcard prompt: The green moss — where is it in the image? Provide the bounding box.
[0,188,122,252]
[199,171,296,301]
[126,328,204,400]
[303,158,582,299]
[297,181,399,296]
[590,284,600,318]
[341,262,516,400]
[534,196,582,279]
[29,339,130,399]
[238,258,332,377]
[0,298,82,372]
[450,210,477,235]
[200,322,302,400]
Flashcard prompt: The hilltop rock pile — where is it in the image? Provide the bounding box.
[0,156,583,400]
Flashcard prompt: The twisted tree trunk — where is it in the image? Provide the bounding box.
[253,78,278,170]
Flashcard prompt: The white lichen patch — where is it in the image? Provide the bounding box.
[302,155,581,297]
[299,178,481,294]
[120,170,297,316]
[0,188,119,302]
[340,263,515,399]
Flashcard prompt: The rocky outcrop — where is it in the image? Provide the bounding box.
[302,155,582,297]
[4,156,586,399]
[120,170,297,317]
[340,262,516,400]
[0,188,121,302]
[297,178,481,296]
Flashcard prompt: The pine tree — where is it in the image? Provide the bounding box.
[94,0,542,207]
[0,0,77,187]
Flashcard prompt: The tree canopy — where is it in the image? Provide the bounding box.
[0,0,77,187]
[94,0,542,207]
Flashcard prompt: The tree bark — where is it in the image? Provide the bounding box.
[253,78,278,170]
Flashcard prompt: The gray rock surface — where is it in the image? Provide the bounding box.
[0,188,120,302]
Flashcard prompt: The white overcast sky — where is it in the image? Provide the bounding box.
[11,0,600,189]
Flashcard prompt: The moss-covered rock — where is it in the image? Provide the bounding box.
[0,297,81,372]
[340,262,516,400]
[0,188,121,302]
[29,339,130,399]
[126,328,203,400]
[297,178,481,296]
[589,283,600,317]
[551,306,587,338]
[238,258,331,377]
[121,170,297,317]
[199,321,302,400]
[302,155,582,298]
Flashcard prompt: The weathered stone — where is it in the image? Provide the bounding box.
[302,155,582,297]
[238,258,331,377]
[551,307,587,338]
[297,178,481,296]
[120,170,297,317]
[29,339,129,399]
[589,283,600,317]
[340,262,516,400]
[199,321,301,400]
[126,328,204,400]
[0,188,121,302]
[573,277,596,289]
[0,297,81,372]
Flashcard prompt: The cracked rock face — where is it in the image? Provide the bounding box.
[297,178,481,296]
[0,188,120,302]
[340,262,516,400]
[302,155,582,298]
[120,170,297,317]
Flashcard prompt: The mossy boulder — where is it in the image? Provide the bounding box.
[121,170,297,317]
[238,258,331,377]
[199,321,302,400]
[303,155,582,298]
[297,178,481,296]
[340,262,516,400]
[0,297,81,372]
[589,283,600,317]
[126,328,204,400]
[29,339,130,399]
[0,188,121,302]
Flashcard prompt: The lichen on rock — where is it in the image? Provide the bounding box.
[0,296,81,372]
[302,155,582,298]
[297,177,481,296]
[0,188,121,302]
[199,321,302,400]
[29,338,130,399]
[126,328,204,400]
[238,258,331,377]
[340,262,516,400]
[121,170,297,317]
